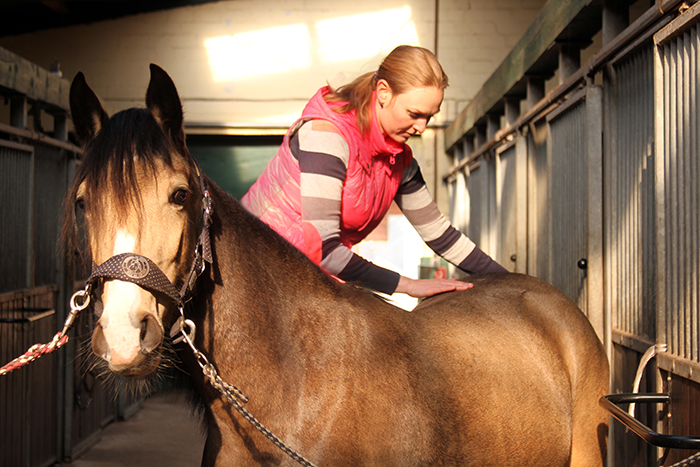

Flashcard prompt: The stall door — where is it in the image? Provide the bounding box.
[546,86,604,339]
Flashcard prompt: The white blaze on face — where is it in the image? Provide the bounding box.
[100,228,151,366]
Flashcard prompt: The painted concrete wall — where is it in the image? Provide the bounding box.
[0,0,545,206]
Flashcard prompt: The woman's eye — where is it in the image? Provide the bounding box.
[172,189,189,205]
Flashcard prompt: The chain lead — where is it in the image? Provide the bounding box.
[175,317,315,466]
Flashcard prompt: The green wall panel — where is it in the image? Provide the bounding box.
[187,135,282,200]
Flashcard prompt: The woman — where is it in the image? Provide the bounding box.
[242,45,506,298]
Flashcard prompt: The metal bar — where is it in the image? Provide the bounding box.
[0,138,33,152]
[654,0,700,46]
[0,308,55,323]
[0,122,82,153]
[654,34,668,360]
[515,135,527,275]
[586,85,604,342]
[657,352,700,385]
[26,147,34,289]
[600,394,700,449]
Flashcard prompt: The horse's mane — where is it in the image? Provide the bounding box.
[61,107,196,265]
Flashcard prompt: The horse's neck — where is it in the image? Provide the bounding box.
[199,183,336,347]
[189,183,404,406]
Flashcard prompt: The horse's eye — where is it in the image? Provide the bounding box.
[172,189,189,205]
[75,198,85,211]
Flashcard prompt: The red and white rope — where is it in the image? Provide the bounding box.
[0,286,90,376]
[0,331,69,375]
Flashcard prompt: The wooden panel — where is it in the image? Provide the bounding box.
[445,0,595,149]
[661,371,700,466]
[0,286,59,467]
[0,46,70,112]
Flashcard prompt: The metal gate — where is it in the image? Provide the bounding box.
[653,10,700,462]
[442,1,700,464]
[526,120,550,280]
[0,46,146,465]
[546,86,603,337]
[0,287,59,467]
[654,6,700,371]
[33,143,69,288]
[603,36,658,466]
[0,140,34,293]
[465,158,490,257]
[494,141,518,271]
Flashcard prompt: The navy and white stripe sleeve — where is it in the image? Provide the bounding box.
[293,120,401,294]
[395,159,507,274]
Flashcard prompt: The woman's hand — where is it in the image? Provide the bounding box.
[396,276,474,298]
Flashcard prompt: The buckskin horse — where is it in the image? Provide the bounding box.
[63,64,609,466]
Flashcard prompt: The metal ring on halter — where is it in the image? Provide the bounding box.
[64,286,92,332]
[70,287,92,311]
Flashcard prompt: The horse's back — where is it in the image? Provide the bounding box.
[411,273,609,466]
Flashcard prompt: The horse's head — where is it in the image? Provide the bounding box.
[65,65,203,378]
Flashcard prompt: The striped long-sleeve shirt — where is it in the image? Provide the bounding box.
[292,119,506,294]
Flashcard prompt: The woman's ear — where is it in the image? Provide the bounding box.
[376,79,392,108]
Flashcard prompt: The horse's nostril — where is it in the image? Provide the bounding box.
[139,318,148,341]
[140,314,163,355]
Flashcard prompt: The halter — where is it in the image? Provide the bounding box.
[82,159,317,467]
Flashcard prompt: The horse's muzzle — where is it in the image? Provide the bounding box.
[92,312,163,377]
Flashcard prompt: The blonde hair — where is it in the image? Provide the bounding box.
[325,45,449,135]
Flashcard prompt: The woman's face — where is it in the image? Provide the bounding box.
[376,81,443,143]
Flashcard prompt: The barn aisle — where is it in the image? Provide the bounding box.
[62,392,205,467]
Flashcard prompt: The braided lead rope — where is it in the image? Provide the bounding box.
[670,451,700,467]
[0,332,69,375]
[178,319,317,467]
[0,286,91,376]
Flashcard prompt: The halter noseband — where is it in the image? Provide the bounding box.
[85,159,213,315]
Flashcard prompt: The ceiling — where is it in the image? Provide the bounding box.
[0,0,222,38]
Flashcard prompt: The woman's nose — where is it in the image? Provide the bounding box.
[414,119,428,134]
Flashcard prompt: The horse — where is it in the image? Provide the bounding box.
[63,64,610,466]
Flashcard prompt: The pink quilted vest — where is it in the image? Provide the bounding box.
[241,87,412,265]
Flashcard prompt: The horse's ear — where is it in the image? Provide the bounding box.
[69,71,109,147]
[146,64,186,150]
